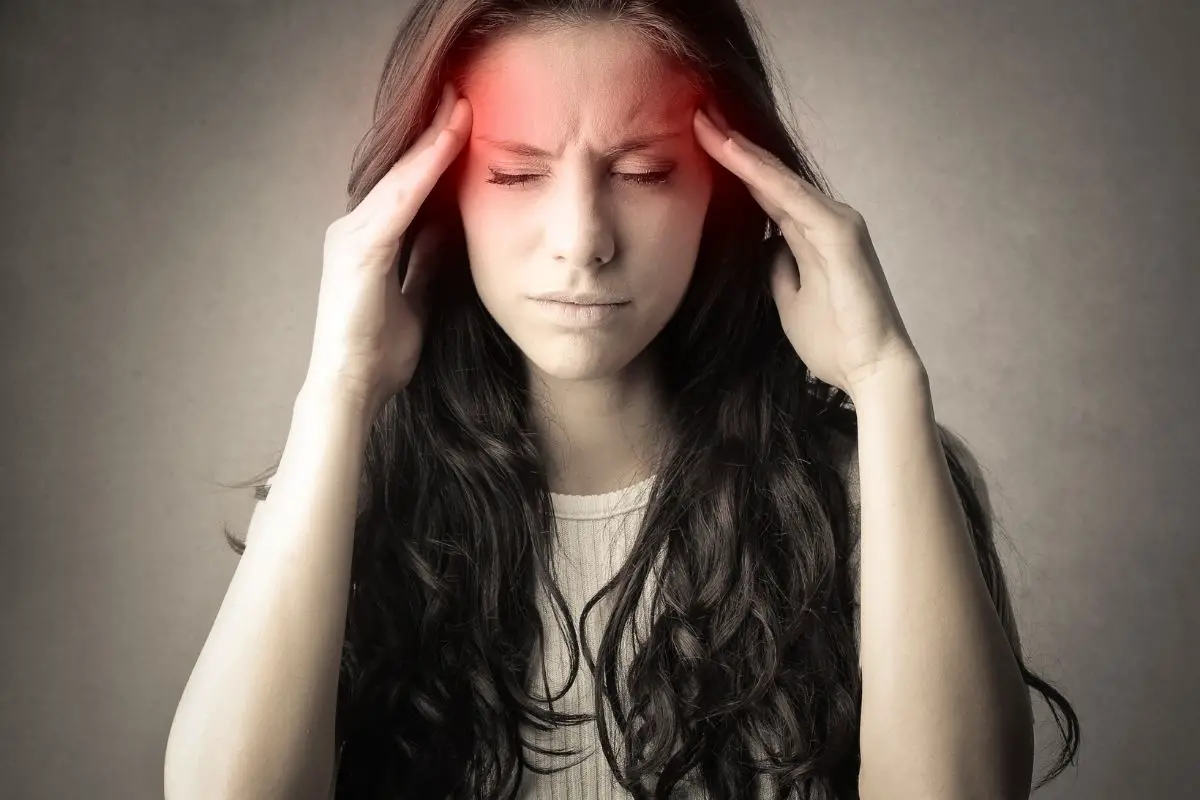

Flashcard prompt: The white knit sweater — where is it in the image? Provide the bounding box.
[517,447,862,799]
[517,473,660,799]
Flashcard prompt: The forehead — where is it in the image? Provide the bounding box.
[461,24,700,137]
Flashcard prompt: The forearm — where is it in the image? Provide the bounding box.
[165,381,371,800]
[851,362,1033,800]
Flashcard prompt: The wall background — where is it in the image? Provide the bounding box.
[2,1,1195,797]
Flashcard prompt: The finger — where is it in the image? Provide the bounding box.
[367,88,468,225]
[693,106,840,234]
[745,180,824,269]
[401,218,446,299]
[692,104,736,160]
[352,84,470,238]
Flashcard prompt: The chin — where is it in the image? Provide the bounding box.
[523,347,639,383]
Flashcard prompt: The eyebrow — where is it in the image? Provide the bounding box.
[476,130,685,159]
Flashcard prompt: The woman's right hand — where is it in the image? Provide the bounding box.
[304,82,471,420]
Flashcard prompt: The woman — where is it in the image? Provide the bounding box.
[176,1,1080,797]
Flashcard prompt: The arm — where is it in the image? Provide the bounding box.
[164,381,371,800]
[850,361,1034,800]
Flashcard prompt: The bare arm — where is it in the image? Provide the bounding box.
[851,362,1034,800]
[164,381,372,800]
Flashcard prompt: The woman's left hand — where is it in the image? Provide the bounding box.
[693,104,924,397]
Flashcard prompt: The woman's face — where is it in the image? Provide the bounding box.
[454,23,713,383]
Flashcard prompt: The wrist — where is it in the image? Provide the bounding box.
[295,377,379,429]
[846,355,929,407]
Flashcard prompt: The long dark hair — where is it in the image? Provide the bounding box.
[222,1,1079,797]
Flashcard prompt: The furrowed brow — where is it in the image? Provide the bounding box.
[477,130,684,159]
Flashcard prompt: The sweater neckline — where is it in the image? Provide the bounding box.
[550,473,657,520]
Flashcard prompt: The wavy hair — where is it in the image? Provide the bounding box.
[222,1,1080,797]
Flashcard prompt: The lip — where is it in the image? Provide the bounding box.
[532,291,630,305]
[533,298,628,326]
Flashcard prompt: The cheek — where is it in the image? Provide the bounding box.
[632,244,699,303]
[456,201,516,271]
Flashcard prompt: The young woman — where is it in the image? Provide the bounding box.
[166,1,1080,798]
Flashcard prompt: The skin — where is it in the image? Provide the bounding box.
[453,23,712,495]
[445,23,1033,797]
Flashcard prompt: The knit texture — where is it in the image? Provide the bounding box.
[517,473,657,799]
[516,446,861,799]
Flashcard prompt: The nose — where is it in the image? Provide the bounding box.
[545,175,616,270]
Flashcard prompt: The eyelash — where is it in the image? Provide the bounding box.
[485,168,675,187]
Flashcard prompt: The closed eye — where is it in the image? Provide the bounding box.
[485,168,674,187]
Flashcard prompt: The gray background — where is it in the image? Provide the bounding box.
[2,1,1196,798]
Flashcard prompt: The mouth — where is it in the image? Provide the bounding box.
[549,300,628,306]
[533,298,630,325]
[531,292,631,305]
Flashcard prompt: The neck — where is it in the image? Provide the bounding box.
[527,351,669,496]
